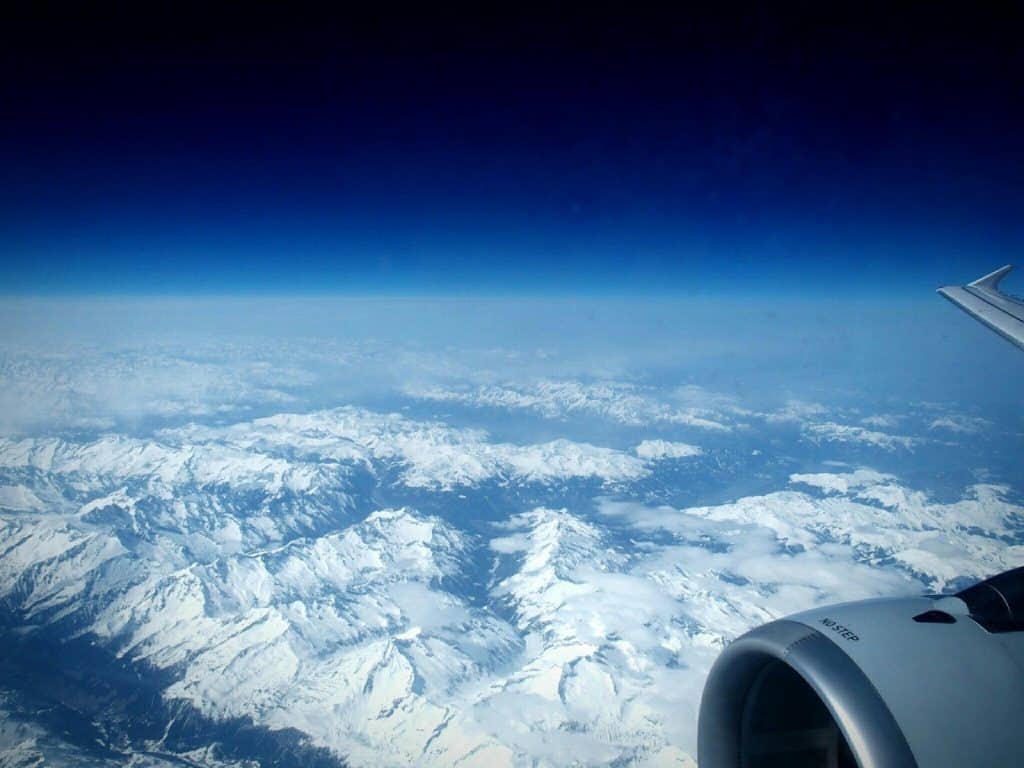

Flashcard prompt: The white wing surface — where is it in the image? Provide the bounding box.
[938,265,1024,350]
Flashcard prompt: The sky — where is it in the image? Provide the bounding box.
[1,5,1023,296]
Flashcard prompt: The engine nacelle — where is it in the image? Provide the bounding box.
[698,567,1024,767]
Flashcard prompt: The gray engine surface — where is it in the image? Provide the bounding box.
[698,568,1024,767]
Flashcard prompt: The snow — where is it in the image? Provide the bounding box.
[404,380,734,431]
[635,439,703,461]
[0,485,43,511]
[802,421,921,451]
[0,395,1020,766]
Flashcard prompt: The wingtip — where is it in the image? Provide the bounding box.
[968,264,1014,290]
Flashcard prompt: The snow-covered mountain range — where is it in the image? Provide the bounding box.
[1,394,1020,766]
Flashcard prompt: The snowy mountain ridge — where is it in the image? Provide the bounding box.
[0,401,1021,766]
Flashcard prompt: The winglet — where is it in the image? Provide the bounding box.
[968,264,1013,290]
[937,264,1024,351]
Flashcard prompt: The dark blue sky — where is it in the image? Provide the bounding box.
[2,4,1022,296]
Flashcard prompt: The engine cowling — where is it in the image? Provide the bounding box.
[698,567,1024,767]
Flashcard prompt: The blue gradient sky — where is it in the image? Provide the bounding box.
[2,5,1022,296]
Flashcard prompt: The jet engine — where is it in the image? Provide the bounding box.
[698,567,1024,767]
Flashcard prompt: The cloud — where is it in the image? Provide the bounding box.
[789,468,894,494]
[928,414,992,434]
[0,344,309,435]
[762,399,829,424]
[861,414,902,428]
[603,472,1023,593]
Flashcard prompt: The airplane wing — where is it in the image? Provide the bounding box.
[938,264,1024,350]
